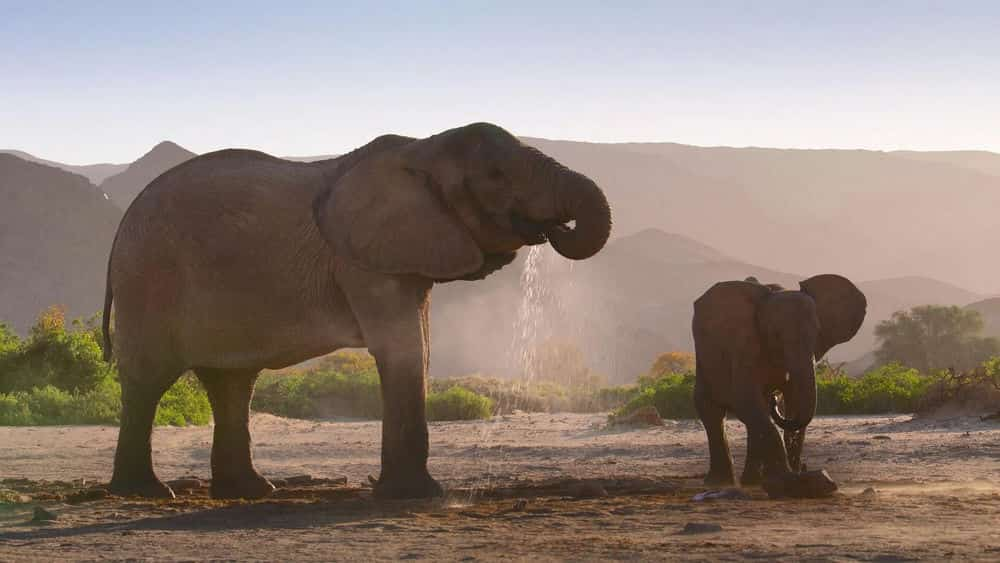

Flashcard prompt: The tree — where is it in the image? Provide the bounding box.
[874,305,1000,373]
[649,351,695,377]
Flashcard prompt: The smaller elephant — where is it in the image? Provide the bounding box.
[692,274,866,497]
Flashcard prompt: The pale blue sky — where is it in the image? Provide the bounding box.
[2,1,998,163]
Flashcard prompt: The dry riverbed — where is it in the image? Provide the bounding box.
[1,413,998,561]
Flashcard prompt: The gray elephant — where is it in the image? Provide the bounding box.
[691,275,866,496]
[101,122,612,500]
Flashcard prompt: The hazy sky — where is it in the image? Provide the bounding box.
[2,1,999,163]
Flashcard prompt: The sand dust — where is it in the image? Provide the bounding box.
[1,413,998,561]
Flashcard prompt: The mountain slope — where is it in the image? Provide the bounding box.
[100,141,196,208]
[0,149,127,185]
[0,154,123,331]
[521,138,1000,295]
[431,229,984,382]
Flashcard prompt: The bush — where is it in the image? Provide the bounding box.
[155,375,212,426]
[253,367,383,419]
[614,371,697,420]
[816,363,933,415]
[430,374,636,414]
[426,386,493,421]
[0,307,113,395]
[0,308,211,427]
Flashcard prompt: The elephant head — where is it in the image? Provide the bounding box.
[758,275,867,432]
[312,122,613,281]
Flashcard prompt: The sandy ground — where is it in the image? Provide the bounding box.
[1,412,998,561]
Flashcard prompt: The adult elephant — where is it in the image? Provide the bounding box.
[102,122,612,500]
[691,275,866,496]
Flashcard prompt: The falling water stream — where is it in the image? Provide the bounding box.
[460,245,558,502]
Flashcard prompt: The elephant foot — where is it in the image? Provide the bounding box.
[740,469,763,487]
[210,473,276,500]
[703,469,736,488]
[374,471,444,500]
[109,477,176,499]
[763,469,837,499]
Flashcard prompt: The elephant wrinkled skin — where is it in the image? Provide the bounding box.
[691,275,866,497]
[102,123,612,500]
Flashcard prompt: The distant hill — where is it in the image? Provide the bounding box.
[0,149,127,185]
[965,298,1000,340]
[0,154,122,331]
[100,141,196,208]
[892,150,1000,180]
[431,229,985,382]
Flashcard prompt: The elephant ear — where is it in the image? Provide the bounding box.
[693,280,772,357]
[799,274,867,359]
[313,154,484,279]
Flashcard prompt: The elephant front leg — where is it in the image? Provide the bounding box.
[784,427,806,472]
[345,276,442,500]
[740,431,764,486]
[694,382,735,487]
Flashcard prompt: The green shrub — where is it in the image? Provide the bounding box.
[0,308,211,427]
[0,307,113,395]
[426,386,494,421]
[816,363,932,415]
[614,371,697,420]
[430,374,636,414]
[253,368,383,419]
[155,375,212,426]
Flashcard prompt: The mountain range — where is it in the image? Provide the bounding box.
[3,137,999,381]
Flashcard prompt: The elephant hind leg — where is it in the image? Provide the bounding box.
[110,360,182,499]
[695,385,735,487]
[194,368,274,500]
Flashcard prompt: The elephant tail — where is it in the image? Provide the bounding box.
[101,281,113,363]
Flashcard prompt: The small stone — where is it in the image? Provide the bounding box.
[31,506,57,522]
[681,522,723,534]
[872,435,892,440]
[860,487,878,499]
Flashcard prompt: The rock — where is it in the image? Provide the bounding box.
[570,480,608,499]
[610,405,664,428]
[763,469,838,499]
[31,506,57,522]
[860,487,878,499]
[285,475,314,485]
[691,488,751,502]
[872,435,892,440]
[681,522,723,534]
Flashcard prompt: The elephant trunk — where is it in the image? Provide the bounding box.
[770,361,816,432]
[530,150,611,260]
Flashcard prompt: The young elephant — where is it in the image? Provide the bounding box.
[692,275,866,496]
[102,122,612,500]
